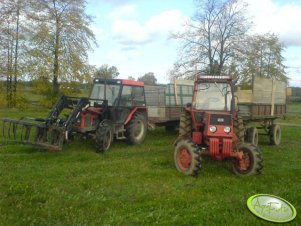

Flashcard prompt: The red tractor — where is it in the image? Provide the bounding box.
[1,79,148,152]
[174,75,263,176]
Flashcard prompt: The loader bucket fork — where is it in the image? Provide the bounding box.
[0,118,64,151]
[0,95,96,151]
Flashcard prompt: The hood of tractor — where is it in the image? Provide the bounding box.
[202,111,233,138]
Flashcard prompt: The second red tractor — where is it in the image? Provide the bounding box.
[174,74,264,176]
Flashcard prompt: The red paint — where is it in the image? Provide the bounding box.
[122,80,144,86]
[193,132,202,144]
[205,125,233,138]
[222,138,232,158]
[124,107,138,125]
[209,138,220,160]
[178,148,192,170]
[77,107,102,129]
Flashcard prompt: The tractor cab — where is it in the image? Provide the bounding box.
[89,78,146,124]
[193,76,233,112]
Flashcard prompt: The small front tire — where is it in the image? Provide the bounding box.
[95,121,113,153]
[174,139,201,176]
[232,143,263,176]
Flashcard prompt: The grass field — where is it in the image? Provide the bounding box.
[0,102,300,225]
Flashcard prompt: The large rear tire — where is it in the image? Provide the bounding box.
[95,121,113,153]
[233,116,245,143]
[232,143,263,176]
[179,111,192,137]
[125,112,147,144]
[174,139,201,176]
[269,124,281,145]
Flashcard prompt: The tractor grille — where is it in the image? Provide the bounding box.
[210,114,231,125]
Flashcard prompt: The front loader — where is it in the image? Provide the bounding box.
[1,79,148,152]
[174,74,264,176]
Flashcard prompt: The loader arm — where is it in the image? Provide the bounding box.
[0,96,106,151]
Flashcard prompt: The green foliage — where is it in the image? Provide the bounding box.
[15,95,29,109]
[60,82,82,96]
[138,72,157,85]
[94,64,119,79]
[237,33,287,82]
[32,78,52,95]
[0,104,300,225]
[0,82,5,107]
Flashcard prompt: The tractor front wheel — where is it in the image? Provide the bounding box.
[125,112,147,144]
[174,139,201,176]
[232,143,263,176]
[95,121,113,153]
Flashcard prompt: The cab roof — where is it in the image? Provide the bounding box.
[93,78,144,87]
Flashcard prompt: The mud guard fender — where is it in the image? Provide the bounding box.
[124,107,138,125]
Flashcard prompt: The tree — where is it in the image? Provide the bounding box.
[138,72,157,85]
[128,76,135,81]
[94,64,119,79]
[236,34,287,83]
[0,0,25,107]
[26,0,96,96]
[171,0,250,79]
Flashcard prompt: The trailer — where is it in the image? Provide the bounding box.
[144,80,194,130]
[236,77,287,146]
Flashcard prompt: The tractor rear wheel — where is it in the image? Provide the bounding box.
[269,124,281,145]
[174,139,201,176]
[233,116,245,143]
[232,143,263,176]
[95,121,113,153]
[179,111,192,137]
[246,127,258,146]
[125,112,147,144]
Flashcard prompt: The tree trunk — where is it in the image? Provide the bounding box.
[13,2,20,107]
[53,12,60,96]
[6,22,13,108]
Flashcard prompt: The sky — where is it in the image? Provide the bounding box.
[87,0,301,86]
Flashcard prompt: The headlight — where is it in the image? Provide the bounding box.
[209,126,217,133]
[224,127,231,133]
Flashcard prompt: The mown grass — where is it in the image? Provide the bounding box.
[0,103,300,225]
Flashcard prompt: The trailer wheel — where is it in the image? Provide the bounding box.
[233,116,244,143]
[246,127,258,146]
[95,121,113,153]
[174,139,201,176]
[269,124,281,145]
[232,143,263,176]
[126,112,147,144]
[179,111,192,137]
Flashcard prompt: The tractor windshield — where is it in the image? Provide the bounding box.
[90,84,121,106]
[194,82,232,111]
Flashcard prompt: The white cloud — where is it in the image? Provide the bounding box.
[110,5,188,47]
[247,0,301,46]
